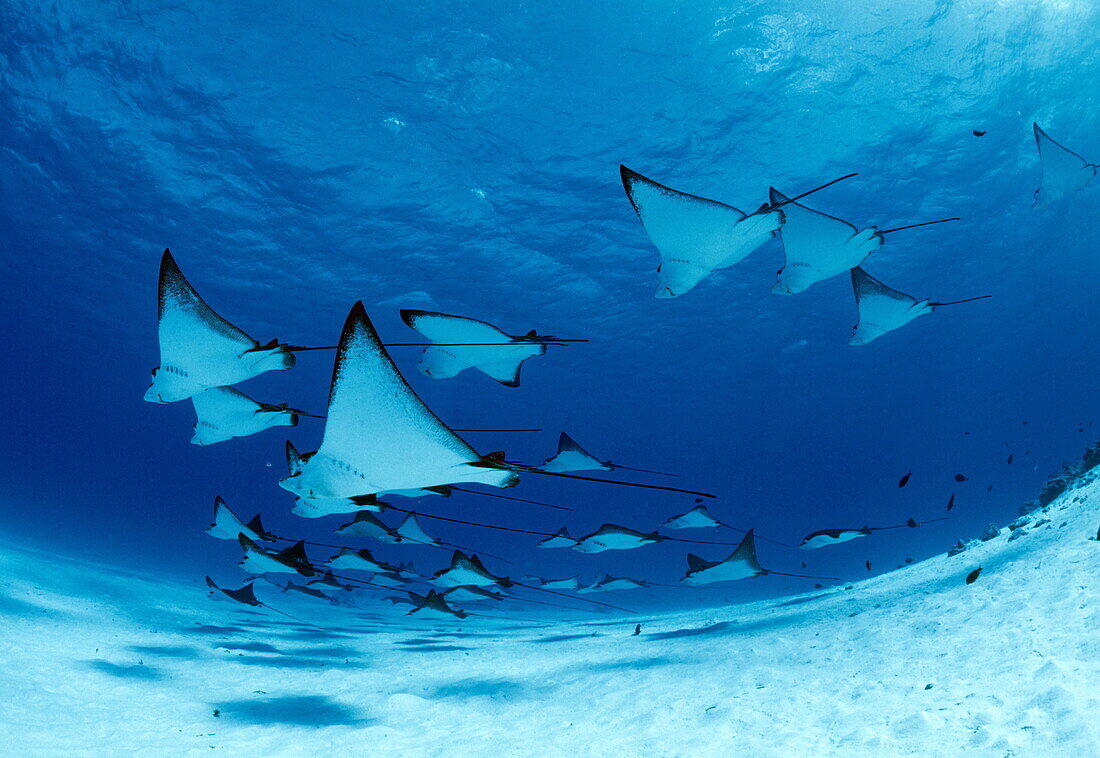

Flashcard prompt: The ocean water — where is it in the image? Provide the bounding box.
[2,1,1098,755]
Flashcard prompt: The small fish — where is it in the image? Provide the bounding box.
[898,472,912,488]
[954,474,968,482]
[801,562,808,569]
[865,560,872,572]
[1007,453,1014,465]
[972,130,986,137]
[965,566,982,584]
[947,493,956,512]
[986,485,993,493]
[633,624,641,636]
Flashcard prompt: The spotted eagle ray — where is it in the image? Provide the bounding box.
[536,527,580,549]
[682,531,837,585]
[848,267,990,345]
[327,546,402,574]
[238,534,316,577]
[620,165,856,298]
[539,575,583,590]
[400,309,582,387]
[572,524,664,554]
[798,517,948,549]
[406,590,469,619]
[663,504,729,530]
[431,551,515,588]
[308,570,356,592]
[282,580,335,602]
[206,496,275,543]
[189,386,299,446]
[145,250,295,404]
[769,188,957,296]
[590,574,651,592]
[1033,123,1096,207]
[541,432,677,476]
[204,576,327,629]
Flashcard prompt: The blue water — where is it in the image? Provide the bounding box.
[2,0,1098,606]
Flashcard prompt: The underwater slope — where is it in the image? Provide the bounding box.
[2,479,1096,757]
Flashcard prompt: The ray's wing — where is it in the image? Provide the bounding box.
[851,267,919,323]
[192,386,263,421]
[620,165,749,271]
[400,309,514,344]
[770,188,861,266]
[158,250,258,361]
[1035,123,1093,187]
[725,529,762,573]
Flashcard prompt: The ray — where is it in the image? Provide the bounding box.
[797,527,872,550]
[663,504,727,530]
[237,534,316,577]
[406,590,469,619]
[400,309,575,387]
[204,576,329,630]
[768,187,884,295]
[538,575,583,590]
[589,574,652,592]
[145,250,295,403]
[572,524,663,554]
[541,432,679,477]
[280,302,519,499]
[849,267,992,345]
[536,527,579,549]
[205,496,276,543]
[394,512,440,546]
[1032,122,1096,207]
[682,530,840,585]
[190,386,298,446]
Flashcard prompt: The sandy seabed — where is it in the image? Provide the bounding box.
[2,477,1097,758]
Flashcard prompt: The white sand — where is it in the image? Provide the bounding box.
[2,475,1097,757]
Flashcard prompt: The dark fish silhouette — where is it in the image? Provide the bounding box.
[898,472,912,488]
[965,567,982,585]
[633,624,641,636]
[954,474,968,482]
[972,130,986,137]
[865,560,872,572]
[1007,453,1014,465]
[947,493,956,512]
[987,485,993,493]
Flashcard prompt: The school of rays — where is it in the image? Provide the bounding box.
[148,124,1094,624]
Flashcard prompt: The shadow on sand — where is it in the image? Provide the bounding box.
[217,695,370,727]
